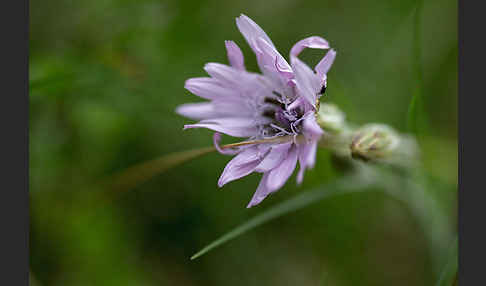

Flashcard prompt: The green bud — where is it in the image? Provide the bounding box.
[316,103,347,133]
[350,124,401,161]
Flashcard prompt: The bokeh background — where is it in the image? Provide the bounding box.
[30,0,457,285]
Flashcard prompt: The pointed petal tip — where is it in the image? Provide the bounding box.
[246,197,262,208]
[225,40,245,70]
[183,79,191,89]
[217,180,225,188]
[217,172,227,187]
[238,13,249,19]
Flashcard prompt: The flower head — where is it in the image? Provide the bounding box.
[176,14,336,207]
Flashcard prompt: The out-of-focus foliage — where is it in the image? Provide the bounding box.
[30,0,457,285]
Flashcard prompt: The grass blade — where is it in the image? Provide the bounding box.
[191,170,376,260]
[407,0,428,134]
[435,236,458,286]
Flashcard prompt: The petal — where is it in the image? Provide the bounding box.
[212,99,255,117]
[204,63,241,86]
[257,38,292,74]
[235,14,275,54]
[213,132,239,155]
[185,77,238,100]
[218,146,265,187]
[246,172,271,208]
[302,114,324,141]
[290,36,330,57]
[204,63,260,91]
[176,102,214,120]
[184,117,266,137]
[225,40,245,70]
[296,140,318,184]
[291,56,321,107]
[315,49,336,84]
[257,38,294,86]
[266,144,299,191]
[255,142,292,172]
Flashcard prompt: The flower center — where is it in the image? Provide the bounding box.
[260,91,306,138]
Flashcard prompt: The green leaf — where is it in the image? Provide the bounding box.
[191,170,376,260]
[435,236,458,286]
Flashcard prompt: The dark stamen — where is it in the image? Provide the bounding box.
[262,109,276,118]
[319,85,326,95]
[264,96,284,108]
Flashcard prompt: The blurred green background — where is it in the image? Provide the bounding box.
[30,0,457,285]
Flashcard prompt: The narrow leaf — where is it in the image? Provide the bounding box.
[191,170,376,260]
[407,0,428,134]
[435,236,458,286]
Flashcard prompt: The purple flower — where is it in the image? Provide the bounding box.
[176,14,336,207]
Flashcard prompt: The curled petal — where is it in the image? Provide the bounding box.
[225,40,245,70]
[315,49,336,84]
[213,132,240,155]
[290,36,330,57]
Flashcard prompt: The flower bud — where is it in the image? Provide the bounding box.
[316,103,347,133]
[350,124,401,161]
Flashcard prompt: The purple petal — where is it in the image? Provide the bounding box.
[291,56,321,108]
[235,14,275,54]
[177,100,257,120]
[287,96,306,111]
[204,63,241,86]
[290,36,330,57]
[315,49,336,84]
[247,172,271,208]
[266,144,299,190]
[302,114,324,140]
[211,99,255,117]
[296,140,318,184]
[255,142,292,172]
[204,63,260,91]
[213,132,239,155]
[255,37,293,85]
[218,146,266,187]
[184,117,265,137]
[185,77,238,100]
[275,54,294,81]
[176,102,214,120]
[225,40,245,70]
